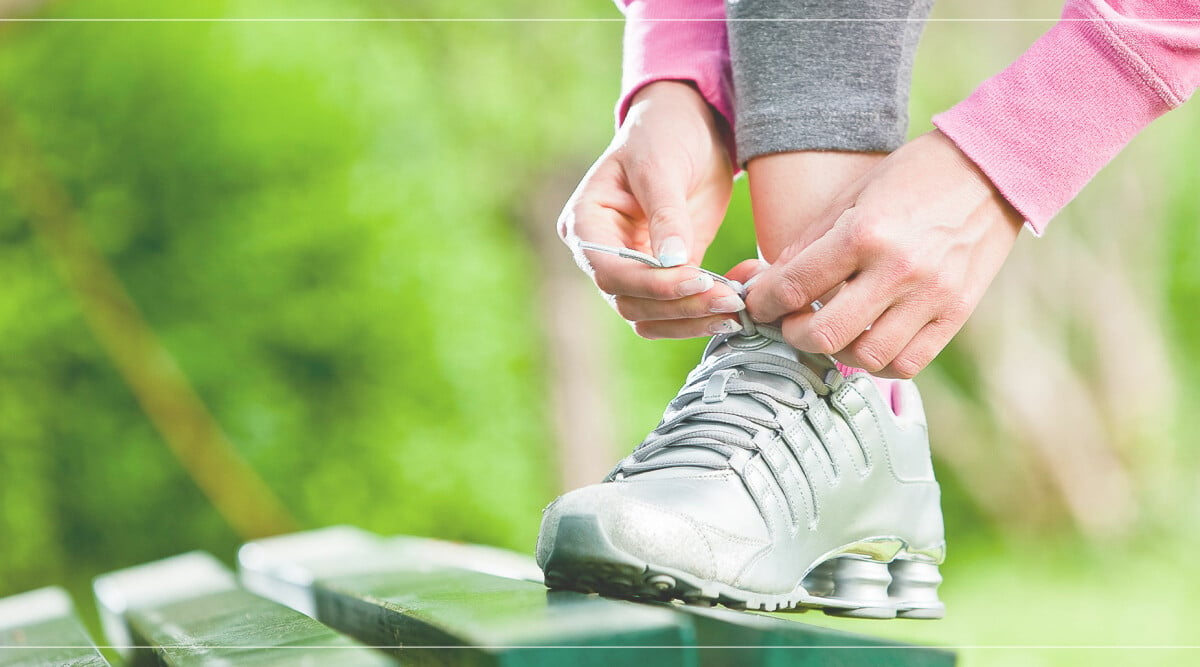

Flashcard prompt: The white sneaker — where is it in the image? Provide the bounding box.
[537,325,946,618]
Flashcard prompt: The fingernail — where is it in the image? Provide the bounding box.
[657,236,688,267]
[709,295,746,313]
[708,319,743,335]
[676,274,714,297]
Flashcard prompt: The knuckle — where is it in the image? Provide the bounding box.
[848,341,888,373]
[845,216,887,254]
[648,204,682,228]
[593,272,618,295]
[775,271,812,310]
[631,320,661,340]
[649,275,681,300]
[803,321,844,355]
[831,205,863,231]
[649,214,688,244]
[682,298,711,319]
[889,251,925,282]
[611,296,635,320]
[925,269,952,292]
[810,329,839,355]
[941,297,975,324]
[627,154,657,180]
[889,356,924,379]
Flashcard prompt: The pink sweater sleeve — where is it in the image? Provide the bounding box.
[615,0,734,159]
[933,1,1200,234]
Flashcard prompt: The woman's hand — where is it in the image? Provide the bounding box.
[557,81,744,338]
[745,130,1024,377]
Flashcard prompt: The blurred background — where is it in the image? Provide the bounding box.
[0,0,1197,665]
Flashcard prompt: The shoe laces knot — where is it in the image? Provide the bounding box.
[608,340,831,479]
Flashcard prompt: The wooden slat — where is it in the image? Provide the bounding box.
[237,526,543,618]
[240,530,697,666]
[681,605,956,667]
[237,526,390,617]
[317,568,698,666]
[0,587,110,667]
[93,551,394,666]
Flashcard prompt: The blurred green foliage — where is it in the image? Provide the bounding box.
[0,1,1198,664]
[0,0,629,590]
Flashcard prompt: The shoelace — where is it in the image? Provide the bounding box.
[578,241,762,335]
[579,241,836,479]
[577,241,826,338]
[609,331,842,479]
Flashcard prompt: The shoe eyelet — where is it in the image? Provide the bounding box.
[727,335,772,351]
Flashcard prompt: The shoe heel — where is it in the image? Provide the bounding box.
[823,558,897,619]
[800,560,835,596]
[889,560,945,619]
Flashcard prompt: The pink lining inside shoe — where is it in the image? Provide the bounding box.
[835,361,901,417]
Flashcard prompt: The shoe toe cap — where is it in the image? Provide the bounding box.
[538,478,767,582]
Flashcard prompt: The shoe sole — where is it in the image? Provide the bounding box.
[541,515,944,619]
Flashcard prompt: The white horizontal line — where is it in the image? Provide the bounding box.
[0,17,1199,23]
[3,645,1199,650]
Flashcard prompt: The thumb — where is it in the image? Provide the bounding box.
[626,164,695,268]
[744,231,856,324]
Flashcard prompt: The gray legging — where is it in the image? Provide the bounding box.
[726,0,934,163]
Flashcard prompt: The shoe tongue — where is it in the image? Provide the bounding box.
[709,328,797,362]
[626,329,828,479]
[706,327,833,395]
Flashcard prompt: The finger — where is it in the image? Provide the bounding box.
[564,197,713,300]
[633,315,745,340]
[876,316,966,379]
[778,273,896,356]
[612,285,744,322]
[744,229,860,325]
[625,159,694,267]
[836,301,935,373]
[560,178,644,279]
[814,282,846,306]
[586,253,719,300]
[561,171,716,301]
[557,157,640,248]
[725,259,768,286]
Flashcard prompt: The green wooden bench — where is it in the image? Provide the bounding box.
[0,587,109,667]
[93,551,392,666]
[680,605,953,667]
[239,527,955,667]
[0,527,956,665]
[239,527,694,666]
